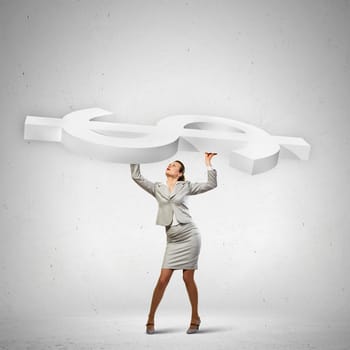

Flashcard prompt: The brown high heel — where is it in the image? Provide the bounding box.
[186,317,201,334]
[145,322,155,334]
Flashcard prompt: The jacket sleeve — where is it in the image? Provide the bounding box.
[130,164,156,197]
[188,169,217,195]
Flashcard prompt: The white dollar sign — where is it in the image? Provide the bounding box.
[24,107,311,175]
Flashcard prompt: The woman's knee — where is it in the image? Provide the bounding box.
[182,270,195,284]
[157,276,170,289]
[157,269,173,288]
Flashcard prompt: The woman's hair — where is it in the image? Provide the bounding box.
[175,160,185,181]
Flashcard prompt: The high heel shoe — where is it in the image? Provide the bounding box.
[186,318,201,334]
[145,322,155,334]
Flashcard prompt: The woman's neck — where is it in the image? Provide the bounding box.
[166,176,178,187]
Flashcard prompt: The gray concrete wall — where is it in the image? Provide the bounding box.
[0,0,349,324]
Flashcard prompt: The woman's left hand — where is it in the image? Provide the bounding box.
[205,152,217,166]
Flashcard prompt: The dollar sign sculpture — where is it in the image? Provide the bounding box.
[24,108,311,175]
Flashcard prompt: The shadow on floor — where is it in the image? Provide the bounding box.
[198,326,233,333]
[152,326,233,334]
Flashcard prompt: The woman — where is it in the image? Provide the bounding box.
[130,152,217,334]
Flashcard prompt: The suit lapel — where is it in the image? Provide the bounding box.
[158,182,185,198]
[169,182,185,198]
[157,183,169,198]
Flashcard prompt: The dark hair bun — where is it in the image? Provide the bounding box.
[175,160,185,181]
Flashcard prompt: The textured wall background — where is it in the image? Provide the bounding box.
[0,0,349,324]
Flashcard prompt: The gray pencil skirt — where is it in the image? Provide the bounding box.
[161,221,201,270]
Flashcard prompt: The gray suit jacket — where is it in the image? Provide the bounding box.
[130,163,217,226]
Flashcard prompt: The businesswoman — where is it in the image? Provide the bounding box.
[130,152,217,334]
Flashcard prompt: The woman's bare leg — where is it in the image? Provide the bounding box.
[147,268,174,326]
[183,269,200,323]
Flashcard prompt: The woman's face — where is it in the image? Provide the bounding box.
[165,161,183,179]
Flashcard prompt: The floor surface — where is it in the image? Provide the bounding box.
[0,311,349,350]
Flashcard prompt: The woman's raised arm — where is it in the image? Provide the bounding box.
[130,164,156,197]
[188,152,218,195]
[188,168,217,195]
